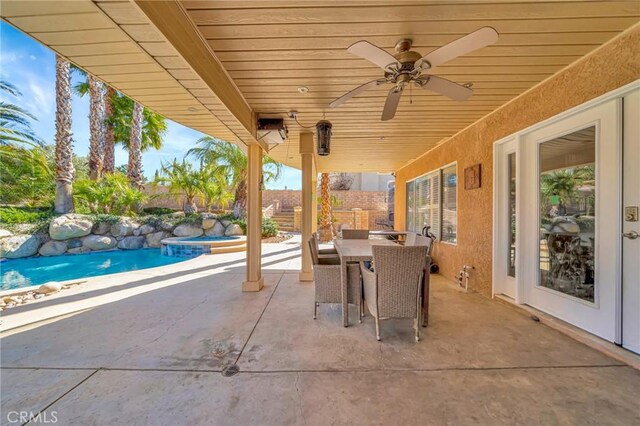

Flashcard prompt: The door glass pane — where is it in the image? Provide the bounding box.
[406,181,415,232]
[416,172,440,237]
[441,165,457,243]
[539,126,596,302]
[508,153,516,277]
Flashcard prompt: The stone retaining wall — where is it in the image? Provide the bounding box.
[0,213,244,260]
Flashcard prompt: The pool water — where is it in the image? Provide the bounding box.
[0,249,188,291]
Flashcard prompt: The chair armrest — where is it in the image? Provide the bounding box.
[317,255,341,265]
[318,248,338,255]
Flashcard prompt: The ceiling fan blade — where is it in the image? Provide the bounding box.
[348,40,399,70]
[329,79,387,108]
[381,86,404,121]
[416,27,499,69]
[417,75,473,102]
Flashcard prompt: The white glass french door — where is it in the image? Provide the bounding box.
[493,138,518,300]
[519,99,621,342]
[622,88,640,354]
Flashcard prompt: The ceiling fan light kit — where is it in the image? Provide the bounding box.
[329,27,500,121]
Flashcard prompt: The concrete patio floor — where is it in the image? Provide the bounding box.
[1,239,639,425]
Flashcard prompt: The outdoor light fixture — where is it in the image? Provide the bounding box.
[316,120,332,156]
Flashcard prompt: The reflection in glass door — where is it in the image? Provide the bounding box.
[538,127,596,302]
[508,153,516,278]
[520,98,620,342]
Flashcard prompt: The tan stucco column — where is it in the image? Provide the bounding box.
[243,143,264,292]
[299,132,315,282]
[311,163,318,234]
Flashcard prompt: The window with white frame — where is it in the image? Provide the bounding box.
[406,164,457,243]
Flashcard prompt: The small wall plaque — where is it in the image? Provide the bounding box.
[464,164,481,190]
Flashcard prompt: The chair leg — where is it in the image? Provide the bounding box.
[375,316,381,341]
[313,302,318,319]
[415,295,422,342]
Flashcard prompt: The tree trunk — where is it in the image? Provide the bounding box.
[102,86,116,174]
[127,102,144,189]
[184,198,198,214]
[233,179,248,219]
[318,173,332,242]
[88,75,104,180]
[54,56,74,214]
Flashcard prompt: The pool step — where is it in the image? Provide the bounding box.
[210,243,246,254]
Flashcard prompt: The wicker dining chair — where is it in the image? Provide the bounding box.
[308,238,362,320]
[308,233,340,265]
[342,229,370,239]
[415,234,432,249]
[404,232,418,246]
[312,232,338,255]
[360,245,429,341]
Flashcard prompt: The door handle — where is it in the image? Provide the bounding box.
[622,231,639,240]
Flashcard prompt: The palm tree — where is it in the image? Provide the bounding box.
[187,136,282,218]
[0,81,44,148]
[155,159,203,214]
[198,164,233,212]
[318,172,332,242]
[541,166,594,214]
[0,80,52,204]
[102,86,116,174]
[71,67,104,180]
[108,93,167,152]
[127,102,144,188]
[106,93,166,185]
[54,55,75,214]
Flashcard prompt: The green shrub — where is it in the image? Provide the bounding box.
[261,217,279,238]
[0,206,55,225]
[218,216,278,238]
[86,213,121,225]
[142,207,175,216]
[73,173,148,215]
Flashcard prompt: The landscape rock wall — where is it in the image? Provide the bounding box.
[0,213,244,260]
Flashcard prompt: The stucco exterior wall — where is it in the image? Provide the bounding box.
[394,25,640,297]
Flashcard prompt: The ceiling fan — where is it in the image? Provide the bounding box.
[328,27,499,121]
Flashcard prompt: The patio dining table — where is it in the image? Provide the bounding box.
[334,238,398,327]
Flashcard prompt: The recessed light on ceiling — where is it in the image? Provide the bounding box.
[187,106,198,112]
[463,82,474,88]
[297,86,309,94]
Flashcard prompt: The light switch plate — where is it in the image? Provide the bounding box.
[625,206,639,222]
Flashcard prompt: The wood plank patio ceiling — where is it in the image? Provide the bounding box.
[181,0,639,172]
[2,1,639,172]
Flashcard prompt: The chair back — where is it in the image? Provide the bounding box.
[404,232,417,246]
[371,245,428,318]
[415,234,432,247]
[307,237,319,265]
[342,229,370,239]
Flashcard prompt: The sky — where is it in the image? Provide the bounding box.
[0,22,301,189]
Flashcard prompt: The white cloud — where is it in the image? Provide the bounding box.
[27,78,54,116]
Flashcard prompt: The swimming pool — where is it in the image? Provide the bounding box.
[0,249,188,291]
